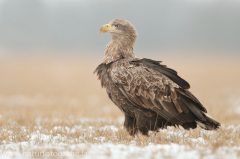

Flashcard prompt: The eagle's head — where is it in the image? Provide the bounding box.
[100,19,137,45]
[100,19,137,64]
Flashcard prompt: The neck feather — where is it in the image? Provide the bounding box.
[103,35,136,64]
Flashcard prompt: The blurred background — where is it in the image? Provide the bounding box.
[0,0,240,57]
[0,0,239,123]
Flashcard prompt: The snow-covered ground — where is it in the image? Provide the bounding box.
[1,118,240,159]
[1,142,240,159]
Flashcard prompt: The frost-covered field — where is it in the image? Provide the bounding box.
[0,57,240,159]
[1,117,240,159]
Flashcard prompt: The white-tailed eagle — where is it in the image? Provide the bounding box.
[94,19,220,138]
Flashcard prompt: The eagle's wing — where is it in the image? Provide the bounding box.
[110,58,207,125]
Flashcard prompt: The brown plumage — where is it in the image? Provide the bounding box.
[95,19,220,137]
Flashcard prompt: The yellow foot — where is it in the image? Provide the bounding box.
[141,135,147,143]
[130,135,134,140]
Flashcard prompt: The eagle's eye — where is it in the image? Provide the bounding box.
[115,25,119,28]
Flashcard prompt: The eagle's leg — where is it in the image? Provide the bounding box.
[134,109,159,137]
[124,113,137,136]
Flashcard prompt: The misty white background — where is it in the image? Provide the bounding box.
[0,0,239,59]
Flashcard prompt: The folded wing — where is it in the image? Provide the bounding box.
[110,58,208,126]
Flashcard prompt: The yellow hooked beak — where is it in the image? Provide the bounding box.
[100,24,117,35]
